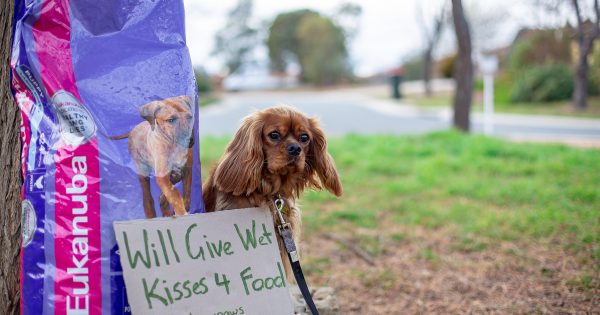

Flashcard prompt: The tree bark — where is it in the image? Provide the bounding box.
[573,46,590,110]
[451,0,473,132]
[0,1,21,314]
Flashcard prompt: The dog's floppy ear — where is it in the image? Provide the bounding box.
[139,101,162,131]
[307,118,343,197]
[214,113,264,196]
[174,95,194,110]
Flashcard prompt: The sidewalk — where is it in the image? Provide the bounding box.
[359,96,600,148]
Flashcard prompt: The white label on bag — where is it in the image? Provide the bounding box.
[52,90,96,146]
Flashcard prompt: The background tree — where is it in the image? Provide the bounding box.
[212,0,258,75]
[571,0,600,110]
[416,2,447,97]
[267,10,350,85]
[0,1,22,314]
[451,0,473,132]
[534,0,600,110]
[267,10,314,74]
[296,14,349,85]
[333,2,363,44]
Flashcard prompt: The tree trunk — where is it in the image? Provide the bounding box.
[573,48,589,110]
[418,4,445,98]
[0,1,21,314]
[451,0,473,132]
[423,48,433,97]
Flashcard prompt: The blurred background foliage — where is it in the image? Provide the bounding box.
[400,54,424,81]
[194,66,213,93]
[212,0,258,75]
[510,63,574,103]
[506,28,599,103]
[201,0,600,115]
[508,28,571,71]
[267,9,352,85]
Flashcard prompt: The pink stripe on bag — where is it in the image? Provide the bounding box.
[53,142,100,315]
[32,1,102,314]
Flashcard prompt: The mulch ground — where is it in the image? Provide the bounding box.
[302,228,599,314]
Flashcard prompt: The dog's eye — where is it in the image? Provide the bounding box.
[299,133,310,143]
[268,131,281,141]
[167,117,176,123]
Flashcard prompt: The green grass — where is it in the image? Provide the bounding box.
[201,132,600,256]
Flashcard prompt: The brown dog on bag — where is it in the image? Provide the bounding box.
[111,95,194,218]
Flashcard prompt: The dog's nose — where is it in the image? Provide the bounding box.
[286,143,302,156]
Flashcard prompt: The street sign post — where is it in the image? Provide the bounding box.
[480,55,498,135]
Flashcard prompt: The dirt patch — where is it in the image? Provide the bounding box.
[301,229,599,314]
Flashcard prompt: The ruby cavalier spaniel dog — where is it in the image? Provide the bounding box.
[202,105,343,277]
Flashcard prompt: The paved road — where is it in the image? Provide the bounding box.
[199,88,600,146]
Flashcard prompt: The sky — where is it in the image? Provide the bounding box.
[182,0,568,77]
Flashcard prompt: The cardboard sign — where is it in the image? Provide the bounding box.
[113,208,295,315]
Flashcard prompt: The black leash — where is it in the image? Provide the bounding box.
[274,197,320,315]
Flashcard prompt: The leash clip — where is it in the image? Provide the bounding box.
[273,196,299,262]
[274,196,286,225]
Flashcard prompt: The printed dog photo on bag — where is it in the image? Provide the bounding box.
[110,95,194,218]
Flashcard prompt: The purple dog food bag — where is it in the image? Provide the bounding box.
[10,0,204,313]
